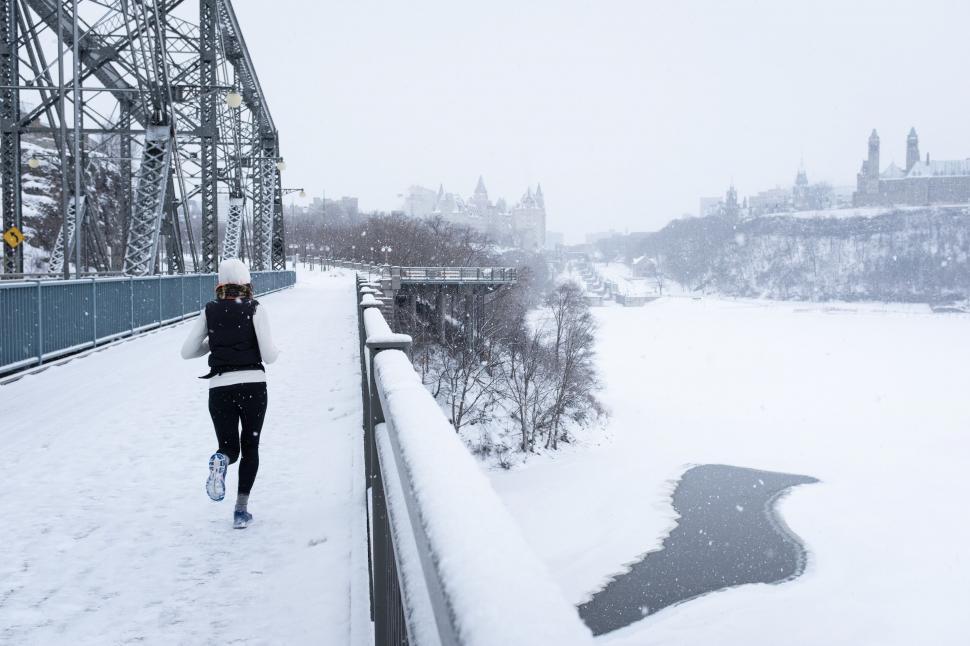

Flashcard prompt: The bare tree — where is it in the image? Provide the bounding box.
[499,322,551,452]
[544,282,599,449]
[435,344,501,431]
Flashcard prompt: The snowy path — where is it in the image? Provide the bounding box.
[0,270,368,646]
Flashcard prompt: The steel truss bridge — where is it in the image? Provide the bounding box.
[1,0,286,278]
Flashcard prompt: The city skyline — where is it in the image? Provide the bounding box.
[240,0,970,242]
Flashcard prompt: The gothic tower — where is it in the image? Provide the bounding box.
[474,175,488,200]
[906,127,920,172]
[470,175,491,214]
[867,129,880,179]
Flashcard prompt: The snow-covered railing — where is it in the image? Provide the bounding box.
[356,277,593,646]
[0,270,296,375]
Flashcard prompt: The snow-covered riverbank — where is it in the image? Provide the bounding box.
[489,297,970,645]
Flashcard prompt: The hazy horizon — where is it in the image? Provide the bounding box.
[235,0,970,241]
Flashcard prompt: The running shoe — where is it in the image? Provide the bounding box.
[233,510,253,529]
[206,452,229,501]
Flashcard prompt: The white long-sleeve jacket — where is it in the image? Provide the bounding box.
[180,303,280,388]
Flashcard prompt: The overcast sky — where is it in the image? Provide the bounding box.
[234,0,970,241]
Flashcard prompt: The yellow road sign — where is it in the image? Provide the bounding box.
[3,226,25,249]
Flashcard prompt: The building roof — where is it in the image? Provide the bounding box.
[904,159,970,178]
[881,162,906,179]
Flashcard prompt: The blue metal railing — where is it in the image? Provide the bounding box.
[0,270,296,374]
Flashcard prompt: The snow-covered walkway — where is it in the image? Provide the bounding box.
[0,270,368,645]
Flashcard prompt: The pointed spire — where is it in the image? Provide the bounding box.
[906,127,920,172]
[535,183,545,208]
[869,128,879,142]
[437,183,444,199]
[474,175,487,195]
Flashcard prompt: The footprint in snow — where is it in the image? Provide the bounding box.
[307,537,328,547]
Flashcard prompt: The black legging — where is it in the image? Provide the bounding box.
[208,382,268,495]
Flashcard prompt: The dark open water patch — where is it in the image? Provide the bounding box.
[578,464,818,636]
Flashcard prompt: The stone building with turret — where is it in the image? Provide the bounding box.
[853,128,970,206]
[401,176,548,250]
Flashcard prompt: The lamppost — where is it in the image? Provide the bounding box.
[381,245,392,264]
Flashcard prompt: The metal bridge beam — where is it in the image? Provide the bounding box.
[222,194,243,259]
[199,0,218,272]
[123,125,173,276]
[1,0,22,274]
[251,135,275,270]
[271,161,285,270]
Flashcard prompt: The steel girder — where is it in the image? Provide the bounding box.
[123,124,171,275]
[197,0,217,272]
[271,161,284,270]
[48,195,84,274]
[1,0,21,274]
[221,195,241,258]
[251,152,273,270]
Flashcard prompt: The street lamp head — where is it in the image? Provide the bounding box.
[299,189,306,198]
[275,159,286,172]
[226,91,243,109]
[27,156,41,169]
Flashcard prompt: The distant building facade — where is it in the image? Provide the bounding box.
[853,128,970,206]
[402,176,548,250]
[705,163,845,219]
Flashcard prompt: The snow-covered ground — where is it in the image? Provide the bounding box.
[594,263,660,297]
[764,203,970,220]
[490,297,970,645]
[0,269,369,645]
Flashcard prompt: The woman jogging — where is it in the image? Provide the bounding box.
[180,259,280,529]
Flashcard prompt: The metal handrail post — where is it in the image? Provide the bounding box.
[366,333,412,646]
[91,277,97,345]
[357,277,377,621]
[36,281,43,365]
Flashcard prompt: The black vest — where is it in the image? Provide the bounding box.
[203,298,263,377]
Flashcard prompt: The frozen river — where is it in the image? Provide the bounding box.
[490,297,970,645]
[578,464,817,635]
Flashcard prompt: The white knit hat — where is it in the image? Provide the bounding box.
[218,258,252,285]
